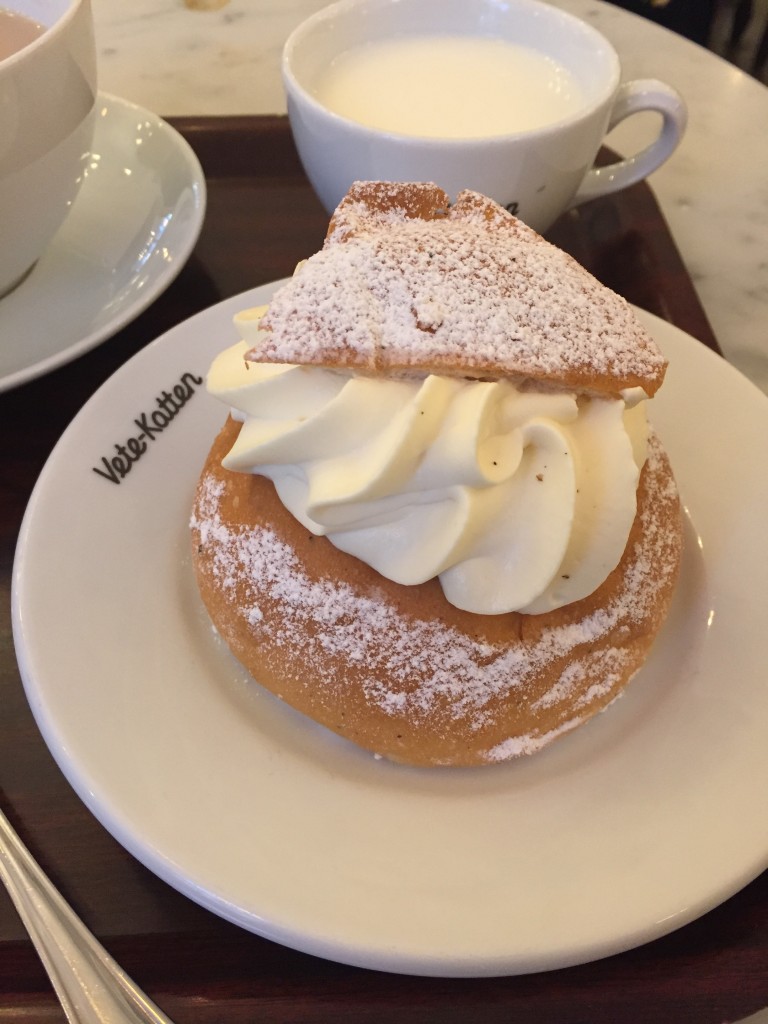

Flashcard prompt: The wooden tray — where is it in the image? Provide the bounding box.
[2,119,762,1024]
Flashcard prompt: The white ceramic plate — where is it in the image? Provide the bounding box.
[12,288,768,977]
[0,93,206,394]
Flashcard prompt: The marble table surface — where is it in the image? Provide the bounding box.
[92,0,768,394]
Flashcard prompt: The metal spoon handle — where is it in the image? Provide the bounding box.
[0,807,175,1024]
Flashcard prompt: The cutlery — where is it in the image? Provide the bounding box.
[0,806,175,1024]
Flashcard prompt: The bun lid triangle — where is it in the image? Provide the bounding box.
[252,182,667,398]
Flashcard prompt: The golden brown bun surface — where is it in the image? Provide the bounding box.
[191,418,682,767]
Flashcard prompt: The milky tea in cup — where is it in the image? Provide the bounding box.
[0,0,97,297]
[283,0,687,232]
[0,7,44,57]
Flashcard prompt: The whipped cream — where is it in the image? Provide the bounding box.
[207,305,649,616]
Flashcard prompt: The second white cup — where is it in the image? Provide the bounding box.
[283,0,687,232]
[0,0,97,297]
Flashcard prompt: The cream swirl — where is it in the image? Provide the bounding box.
[207,306,648,615]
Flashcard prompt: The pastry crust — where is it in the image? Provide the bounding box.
[191,417,682,767]
[254,183,667,398]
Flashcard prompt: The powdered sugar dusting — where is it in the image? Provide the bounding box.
[486,718,586,762]
[256,184,666,396]
[533,648,633,711]
[191,433,680,762]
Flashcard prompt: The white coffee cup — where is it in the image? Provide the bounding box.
[283,0,687,232]
[0,0,97,297]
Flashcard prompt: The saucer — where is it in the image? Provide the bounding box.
[12,291,768,977]
[0,93,206,394]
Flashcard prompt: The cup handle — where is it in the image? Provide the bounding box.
[569,79,687,208]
